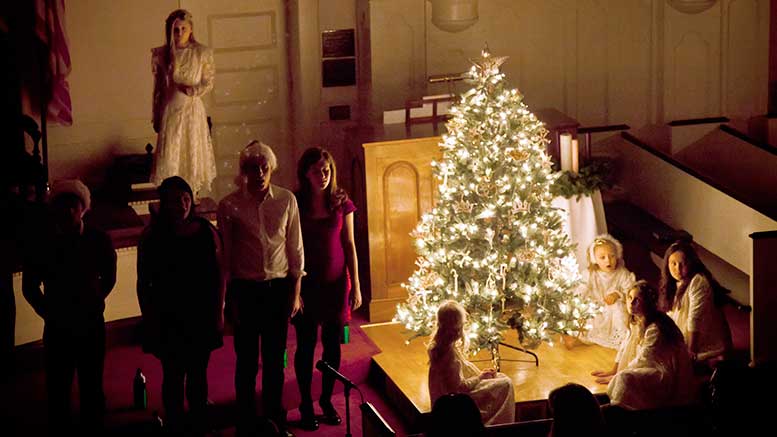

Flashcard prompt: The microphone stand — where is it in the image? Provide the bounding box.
[344,384,352,437]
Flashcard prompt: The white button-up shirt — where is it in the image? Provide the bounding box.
[217,184,305,282]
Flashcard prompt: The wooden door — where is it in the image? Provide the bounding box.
[181,0,292,196]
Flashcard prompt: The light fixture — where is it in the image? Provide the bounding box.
[428,0,479,33]
[666,0,717,14]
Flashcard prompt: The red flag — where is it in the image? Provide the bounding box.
[35,0,72,125]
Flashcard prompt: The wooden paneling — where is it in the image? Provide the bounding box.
[364,136,442,322]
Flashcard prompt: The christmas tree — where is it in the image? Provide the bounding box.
[394,48,599,359]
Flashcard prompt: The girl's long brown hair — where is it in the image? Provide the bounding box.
[296,147,348,214]
[658,241,729,311]
[631,280,684,345]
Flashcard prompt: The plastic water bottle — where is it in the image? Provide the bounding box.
[133,368,148,410]
[341,322,350,344]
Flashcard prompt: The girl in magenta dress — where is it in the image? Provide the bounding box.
[293,147,362,430]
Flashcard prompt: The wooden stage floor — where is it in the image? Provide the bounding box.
[363,321,616,423]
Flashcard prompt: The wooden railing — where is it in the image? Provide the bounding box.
[577,123,630,164]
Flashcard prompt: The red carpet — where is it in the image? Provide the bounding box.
[1,311,411,436]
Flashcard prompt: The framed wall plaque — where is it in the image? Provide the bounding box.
[322,58,356,87]
[322,28,356,88]
[322,29,355,58]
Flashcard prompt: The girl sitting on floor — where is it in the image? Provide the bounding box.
[607,281,695,410]
[660,241,732,363]
[577,234,635,349]
[427,300,515,425]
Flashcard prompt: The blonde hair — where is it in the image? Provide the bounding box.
[234,140,278,189]
[586,234,624,271]
[428,300,468,362]
[163,9,198,73]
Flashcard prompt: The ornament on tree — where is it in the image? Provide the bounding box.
[394,46,600,358]
[512,199,531,215]
[454,198,474,214]
[509,149,530,162]
[516,247,536,263]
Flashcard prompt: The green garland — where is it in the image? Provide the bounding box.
[551,158,613,200]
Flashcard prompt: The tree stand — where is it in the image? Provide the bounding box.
[476,342,539,371]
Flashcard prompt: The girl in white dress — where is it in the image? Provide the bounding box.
[607,281,695,410]
[427,300,515,425]
[591,283,645,385]
[578,234,635,349]
[660,241,731,362]
[151,9,217,196]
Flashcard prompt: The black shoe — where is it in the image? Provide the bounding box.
[319,401,342,426]
[297,402,319,431]
[297,414,319,431]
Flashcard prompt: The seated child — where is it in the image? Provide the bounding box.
[607,281,695,410]
[427,300,515,425]
[578,234,635,349]
[659,241,732,362]
[591,282,643,384]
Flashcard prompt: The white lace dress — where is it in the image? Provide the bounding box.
[607,317,695,410]
[428,348,515,425]
[151,43,217,195]
[579,268,635,349]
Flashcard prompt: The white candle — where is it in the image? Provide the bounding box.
[559,133,572,171]
[571,139,579,173]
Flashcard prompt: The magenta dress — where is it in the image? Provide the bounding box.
[300,198,356,324]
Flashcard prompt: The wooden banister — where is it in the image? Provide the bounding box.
[577,123,631,163]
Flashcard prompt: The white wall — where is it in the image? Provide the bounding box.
[44,0,293,197]
[45,0,177,187]
[14,247,141,346]
[370,0,769,126]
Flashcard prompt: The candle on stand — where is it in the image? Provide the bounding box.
[571,139,579,173]
[559,133,572,171]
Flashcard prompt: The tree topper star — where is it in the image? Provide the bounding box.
[472,45,509,75]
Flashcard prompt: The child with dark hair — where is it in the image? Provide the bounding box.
[607,281,695,410]
[659,241,731,362]
[137,176,224,435]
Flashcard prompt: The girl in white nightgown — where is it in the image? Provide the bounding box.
[660,241,731,362]
[427,300,515,426]
[607,281,695,410]
[591,283,645,385]
[578,234,635,349]
[151,9,217,196]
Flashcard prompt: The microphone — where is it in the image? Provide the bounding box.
[316,360,356,389]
